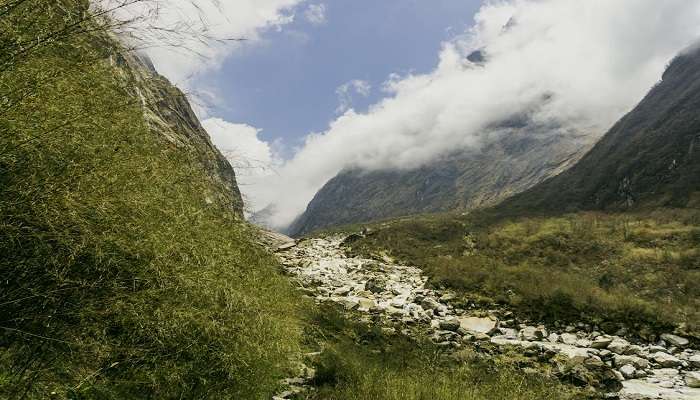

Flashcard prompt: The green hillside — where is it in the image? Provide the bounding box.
[0,1,303,398]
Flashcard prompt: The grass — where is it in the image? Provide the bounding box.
[0,1,304,398]
[302,305,586,400]
[345,209,700,340]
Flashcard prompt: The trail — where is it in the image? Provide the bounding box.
[269,233,700,400]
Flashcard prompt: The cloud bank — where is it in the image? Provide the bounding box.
[246,0,700,230]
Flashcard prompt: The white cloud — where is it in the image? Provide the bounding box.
[96,0,305,85]
[249,0,700,230]
[202,118,282,212]
[335,79,372,114]
[304,4,327,25]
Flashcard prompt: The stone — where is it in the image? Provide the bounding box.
[560,333,578,345]
[607,338,630,355]
[548,333,560,343]
[439,319,461,332]
[421,297,441,310]
[624,345,643,356]
[338,298,359,310]
[575,338,592,348]
[519,326,545,341]
[584,356,605,369]
[651,352,682,368]
[591,336,613,349]
[685,371,700,388]
[333,286,352,295]
[357,298,376,311]
[689,354,700,368]
[499,328,518,339]
[390,296,407,308]
[614,355,649,370]
[458,316,498,335]
[660,333,690,348]
[365,278,386,294]
[659,381,675,389]
[619,364,636,379]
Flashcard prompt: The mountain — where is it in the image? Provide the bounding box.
[289,122,593,236]
[122,51,244,215]
[498,46,700,215]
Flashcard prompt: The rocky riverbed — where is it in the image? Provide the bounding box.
[272,234,700,400]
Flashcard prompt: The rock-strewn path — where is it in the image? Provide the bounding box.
[273,234,700,400]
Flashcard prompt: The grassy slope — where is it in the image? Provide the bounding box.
[0,1,302,398]
[346,209,700,340]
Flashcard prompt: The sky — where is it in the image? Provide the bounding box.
[103,0,700,229]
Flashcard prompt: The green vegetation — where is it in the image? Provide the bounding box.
[347,210,700,339]
[0,1,303,398]
[304,305,583,400]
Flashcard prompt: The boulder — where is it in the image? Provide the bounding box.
[689,354,700,368]
[357,298,376,311]
[548,333,560,343]
[519,326,546,341]
[458,316,498,335]
[614,355,649,370]
[560,333,578,345]
[338,298,359,310]
[421,297,441,310]
[365,278,386,294]
[619,364,636,379]
[685,371,700,388]
[439,319,461,332]
[651,352,682,368]
[660,333,689,348]
[591,336,613,349]
[607,338,630,355]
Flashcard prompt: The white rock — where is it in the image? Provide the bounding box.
[620,364,636,379]
[689,354,700,368]
[608,338,630,355]
[591,336,613,349]
[458,316,498,335]
[685,371,700,388]
[652,352,682,368]
[560,333,578,345]
[661,333,690,348]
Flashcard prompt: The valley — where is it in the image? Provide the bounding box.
[270,231,700,399]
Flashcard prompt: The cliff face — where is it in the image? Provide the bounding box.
[116,51,244,215]
[499,46,700,215]
[289,125,592,236]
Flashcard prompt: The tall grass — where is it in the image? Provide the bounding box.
[0,1,303,398]
[305,306,582,400]
[348,211,700,338]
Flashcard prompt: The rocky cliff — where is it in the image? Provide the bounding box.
[117,50,244,215]
[498,46,700,215]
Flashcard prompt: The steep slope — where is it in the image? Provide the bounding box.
[499,46,700,214]
[289,126,592,236]
[0,2,301,398]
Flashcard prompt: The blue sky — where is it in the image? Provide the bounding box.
[196,0,482,154]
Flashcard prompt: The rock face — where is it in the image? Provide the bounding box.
[117,51,244,215]
[499,45,700,215]
[276,233,700,400]
[288,129,592,236]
